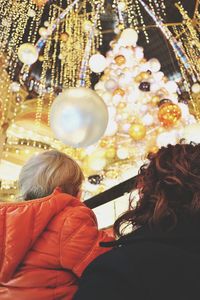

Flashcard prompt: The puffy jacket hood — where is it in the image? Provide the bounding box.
[0,189,78,283]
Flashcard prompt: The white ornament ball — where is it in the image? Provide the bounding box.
[104,120,118,136]
[119,28,138,47]
[117,148,129,159]
[142,114,154,126]
[94,81,105,91]
[154,71,164,82]
[165,81,178,93]
[118,1,126,11]
[135,46,144,60]
[102,92,113,104]
[182,123,200,143]
[191,83,200,94]
[148,58,161,73]
[89,54,107,73]
[156,131,178,148]
[10,82,20,92]
[105,79,118,91]
[18,43,38,65]
[39,27,48,38]
[50,87,108,148]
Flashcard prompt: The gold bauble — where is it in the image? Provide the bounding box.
[117,102,126,110]
[114,55,126,66]
[60,32,69,42]
[158,103,182,127]
[106,170,119,179]
[113,88,125,97]
[99,139,109,147]
[140,71,150,80]
[134,74,143,83]
[105,147,116,159]
[148,146,159,154]
[129,124,146,141]
[151,96,160,105]
[38,55,44,62]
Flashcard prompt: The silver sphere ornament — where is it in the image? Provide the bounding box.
[50,87,108,148]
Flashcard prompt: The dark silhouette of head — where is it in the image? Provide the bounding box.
[114,143,200,237]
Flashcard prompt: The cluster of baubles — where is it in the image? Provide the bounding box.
[90,28,197,165]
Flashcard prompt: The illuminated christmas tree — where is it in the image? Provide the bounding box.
[83,28,197,196]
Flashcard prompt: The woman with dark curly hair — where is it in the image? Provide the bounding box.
[74,143,200,300]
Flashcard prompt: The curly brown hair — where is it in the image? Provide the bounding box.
[114,143,200,237]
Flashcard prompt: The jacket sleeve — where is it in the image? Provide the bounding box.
[59,205,114,277]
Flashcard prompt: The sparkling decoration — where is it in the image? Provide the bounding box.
[158,103,182,127]
[129,124,146,141]
[18,43,39,65]
[50,87,108,148]
[89,54,107,73]
[114,55,126,66]
[139,81,150,92]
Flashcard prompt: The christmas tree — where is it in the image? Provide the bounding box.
[83,28,197,196]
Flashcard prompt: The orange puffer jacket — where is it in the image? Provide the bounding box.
[0,189,113,300]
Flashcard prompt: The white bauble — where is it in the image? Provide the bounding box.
[18,43,38,65]
[89,54,107,73]
[104,120,118,136]
[105,79,118,91]
[117,147,129,159]
[182,123,200,143]
[177,103,189,119]
[142,114,154,126]
[102,91,113,104]
[119,28,138,47]
[148,58,161,72]
[154,71,164,82]
[94,81,105,91]
[165,81,178,93]
[135,46,144,60]
[156,131,178,148]
[191,83,200,94]
[50,87,108,148]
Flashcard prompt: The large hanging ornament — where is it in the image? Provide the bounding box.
[158,103,182,127]
[18,43,39,65]
[50,87,108,148]
[182,123,200,143]
[89,54,107,73]
[119,28,138,46]
[129,124,146,141]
